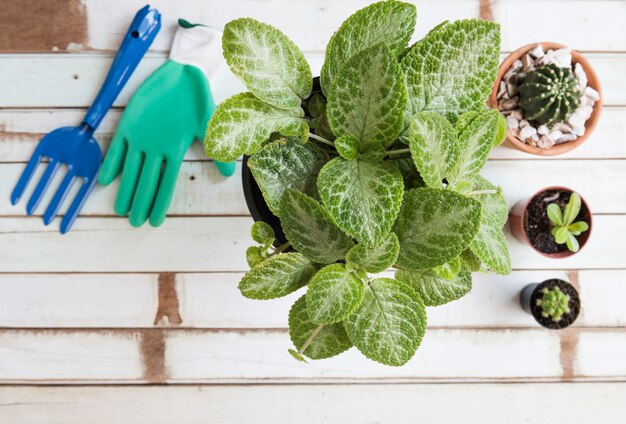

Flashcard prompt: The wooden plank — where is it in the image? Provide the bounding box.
[0,215,624,272]
[0,217,253,273]
[0,328,564,383]
[495,0,626,52]
[2,107,626,162]
[576,331,626,378]
[1,158,625,217]
[0,161,249,216]
[79,0,482,53]
[1,270,625,329]
[6,0,624,53]
[0,53,623,107]
[1,383,625,424]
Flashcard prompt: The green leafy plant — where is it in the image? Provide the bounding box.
[518,63,583,126]
[547,192,589,252]
[204,0,510,366]
[536,287,571,322]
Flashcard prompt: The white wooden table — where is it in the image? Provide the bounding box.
[1,1,625,422]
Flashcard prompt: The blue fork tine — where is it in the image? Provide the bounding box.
[26,159,60,215]
[60,178,97,234]
[10,151,43,205]
[43,170,77,225]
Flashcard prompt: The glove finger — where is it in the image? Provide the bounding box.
[149,159,182,227]
[214,160,237,177]
[129,155,163,228]
[114,147,143,216]
[98,131,127,186]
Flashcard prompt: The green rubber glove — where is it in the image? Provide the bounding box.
[98,20,236,227]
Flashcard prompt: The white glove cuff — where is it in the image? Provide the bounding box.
[169,22,224,81]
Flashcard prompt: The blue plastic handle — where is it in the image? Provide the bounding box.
[83,5,161,130]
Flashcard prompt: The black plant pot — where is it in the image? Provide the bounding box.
[520,279,580,329]
[241,77,323,247]
[241,155,288,246]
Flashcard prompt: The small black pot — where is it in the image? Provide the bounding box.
[520,279,580,329]
[241,155,288,246]
[241,77,323,247]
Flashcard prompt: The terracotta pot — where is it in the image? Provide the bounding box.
[509,186,592,258]
[520,279,580,329]
[489,42,602,156]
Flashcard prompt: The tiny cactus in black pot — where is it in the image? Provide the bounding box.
[520,279,580,329]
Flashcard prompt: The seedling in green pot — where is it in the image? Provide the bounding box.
[536,287,570,322]
[547,192,589,252]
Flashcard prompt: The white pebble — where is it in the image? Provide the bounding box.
[537,135,555,149]
[553,47,572,68]
[529,44,545,59]
[519,125,537,139]
[557,133,577,143]
[582,105,594,119]
[574,63,588,90]
[519,119,529,128]
[584,86,600,102]
[547,130,563,141]
[572,125,586,136]
[531,133,539,142]
[506,115,519,129]
[568,110,586,127]
[511,109,524,120]
[552,122,573,133]
[537,125,549,135]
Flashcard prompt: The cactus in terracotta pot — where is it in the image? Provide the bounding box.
[518,63,582,125]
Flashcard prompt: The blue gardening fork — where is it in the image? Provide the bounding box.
[10,5,161,233]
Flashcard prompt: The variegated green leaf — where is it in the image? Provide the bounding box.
[204,93,306,162]
[469,176,511,275]
[346,232,400,273]
[223,18,312,109]
[306,264,364,324]
[494,112,508,147]
[335,135,360,160]
[471,176,508,228]
[396,267,472,306]
[402,19,500,125]
[460,248,481,273]
[317,158,404,246]
[327,43,406,150]
[447,110,501,186]
[246,246,266,268]
[251,221,275,245]
[344,278,426,366]
[320,1,416,95]
[408,112,458,188]
[470,223,511,275]
[248,138,329,216]
[289,295,352,360]
[394,188,482,269]
[279,189,353,264]
[239,253,315,299]
[432,256,462,280]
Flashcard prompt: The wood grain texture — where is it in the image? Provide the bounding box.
[2,0,622,53]
[0,215,624,272]
[2,383,625,424]
[1,158,625,217]
[0,0,625,401]
[1,270,626,329]
[0,0,88,52]
[0,53,623,108]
